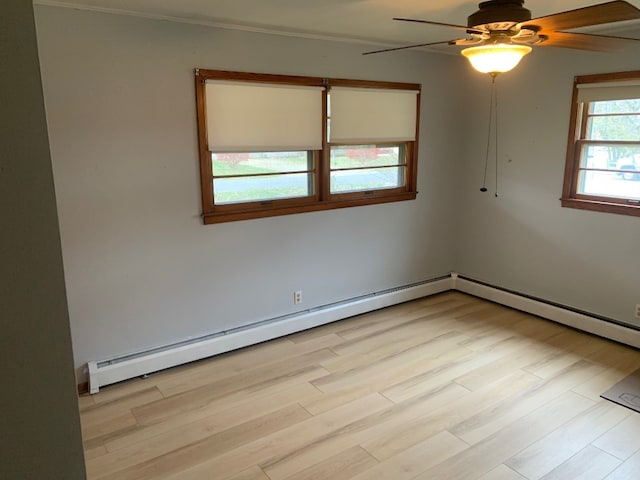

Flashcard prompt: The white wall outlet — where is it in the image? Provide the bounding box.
[636,304,640,319]
[294,290,303,305]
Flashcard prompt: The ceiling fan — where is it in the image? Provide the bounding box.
[365,0,640,73]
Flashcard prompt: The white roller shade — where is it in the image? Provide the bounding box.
[206,81,323,152]
[329,87,419,143]
[577,80,640,103]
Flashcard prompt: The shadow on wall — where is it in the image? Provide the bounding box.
[455,180,638,326]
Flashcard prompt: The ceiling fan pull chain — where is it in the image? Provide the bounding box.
[480,74,496,193]
[494,74,499,198]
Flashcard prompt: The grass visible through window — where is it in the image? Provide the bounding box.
[212,152,313,204]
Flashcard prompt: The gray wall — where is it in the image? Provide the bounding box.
[0,1,86,478]
[35,5,640,386]
[454,47,640,328]
[35,6,465,381]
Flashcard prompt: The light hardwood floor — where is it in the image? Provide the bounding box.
[78,292,640,479]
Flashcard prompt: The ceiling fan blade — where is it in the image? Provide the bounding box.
[521,1,640,33]
[362,40,460,55]
[393,17,486,34]
[541,30,640,51]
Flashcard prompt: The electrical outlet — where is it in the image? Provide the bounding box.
[294,290,303,305]
[636,304,640,319]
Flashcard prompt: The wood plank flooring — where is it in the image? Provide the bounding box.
[78,292,640,479]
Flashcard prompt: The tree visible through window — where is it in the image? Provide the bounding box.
[562,71,640,217]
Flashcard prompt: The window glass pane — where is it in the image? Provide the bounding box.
[591,99,640,114]
[580,144,616,169]
[580,144,640,175]
[212,151,311,177]
[330,166,404,193]
[213,173,313,204]
[330,145,404,169]
[587,115,640,141]
[578,169,640,199]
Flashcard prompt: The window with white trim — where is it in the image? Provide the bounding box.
[562,71,640,217]
[195,70,420,224]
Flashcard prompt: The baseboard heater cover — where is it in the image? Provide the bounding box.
[87,273,640,394]
[452,273,640,350]
[87,276,454,393]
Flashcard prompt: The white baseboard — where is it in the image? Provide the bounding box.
[87,276,454,393]
[453,273,640,350]
[87,273,640,393]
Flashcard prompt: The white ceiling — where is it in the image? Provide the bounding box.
[36,0,640,50]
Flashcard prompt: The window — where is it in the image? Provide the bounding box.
[562,71,640,217]
[195,70,420,223]
[327,84,418,198]
[328,145,408,194]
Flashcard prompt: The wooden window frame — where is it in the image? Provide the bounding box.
[195,70,420,224]
[561,70,640,217]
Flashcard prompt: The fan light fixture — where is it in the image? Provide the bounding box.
[461,44,532,74]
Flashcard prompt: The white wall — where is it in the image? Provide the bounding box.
[454,46,640,328]
[35,6,465,381]
[1,1,85,477]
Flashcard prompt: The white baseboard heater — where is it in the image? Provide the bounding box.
[451,273,640,351]
[87,276,454,393]
[87,273,640,393]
